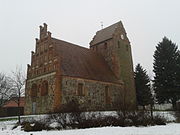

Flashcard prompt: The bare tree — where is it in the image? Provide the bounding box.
[11,67,26,124]
[0,72,13,107]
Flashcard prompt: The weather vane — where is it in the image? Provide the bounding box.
[101,21,103,29]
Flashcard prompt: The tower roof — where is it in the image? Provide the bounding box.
[90,21,122,46]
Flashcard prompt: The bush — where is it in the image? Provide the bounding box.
[21,99,168,131]
[21,110,167,131]
[153,115,166,125]
[48,113,68,129]
[23,122,33,132]
[116,110,166,126]
[47,98,84,129]
[21,120,53,132]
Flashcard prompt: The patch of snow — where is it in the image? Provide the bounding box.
[154,104,173,110]
[0,111,178,135]
[30,123,35,126]
[49,122,59,128]
[0,123,180,135]
[154,111,176,121]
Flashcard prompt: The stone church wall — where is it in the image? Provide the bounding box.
[61,76,123,111]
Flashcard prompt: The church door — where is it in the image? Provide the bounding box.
[32,102,36,114]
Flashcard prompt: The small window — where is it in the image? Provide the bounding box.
[78,83,84,96]
[126,45,128,51]
[104,42,107,49]
[105,86,110,104]
[118,41,120,48]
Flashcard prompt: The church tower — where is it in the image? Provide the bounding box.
[90,21,136,109]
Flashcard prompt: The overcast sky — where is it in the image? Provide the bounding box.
[0,0,179,77]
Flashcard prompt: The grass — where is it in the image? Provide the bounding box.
[0,117,18,121]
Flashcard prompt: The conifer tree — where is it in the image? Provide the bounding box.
[135,64,153,109]
[153,37,180,109]
[176,51,180,96]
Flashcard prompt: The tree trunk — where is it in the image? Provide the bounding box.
[18,90,21,125]
[143,105,146,111]
[150,104,153,120]
[172,100,177,111]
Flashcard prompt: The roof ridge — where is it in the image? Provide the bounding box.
[96,21,121,33]
[52,38,89,50]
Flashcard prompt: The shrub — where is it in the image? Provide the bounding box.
[23,122,32,132]
[21,120,53,132]
[153,115,166,125]
[48,113,68,129]
[22,110,167,131]
[116,110,166,126]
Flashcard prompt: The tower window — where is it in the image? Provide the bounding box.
[104,42,107,49]
[126,45,129,51]
[118,41,120,48]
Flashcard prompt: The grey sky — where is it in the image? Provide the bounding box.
[0,0,179,77]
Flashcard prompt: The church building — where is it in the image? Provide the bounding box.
[24,21,136,114]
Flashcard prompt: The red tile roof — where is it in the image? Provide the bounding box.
[3,97,25,108]
[52,38,120,84]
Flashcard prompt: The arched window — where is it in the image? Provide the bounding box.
[31,83,37,97]
[41,81,48,96]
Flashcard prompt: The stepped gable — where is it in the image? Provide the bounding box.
[52,38,120,84]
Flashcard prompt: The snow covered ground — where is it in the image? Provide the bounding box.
[0,122,180,135]
[0,111,178,135]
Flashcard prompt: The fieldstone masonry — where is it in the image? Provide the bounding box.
[61,76,123,111]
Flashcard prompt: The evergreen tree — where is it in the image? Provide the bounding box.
[153,37,180,109]
[135,64,153,109]
[177,51,180,94]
